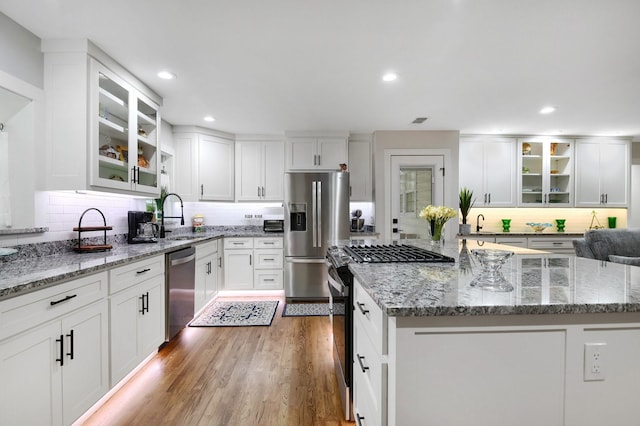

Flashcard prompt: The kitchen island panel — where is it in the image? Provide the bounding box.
[390,322,566,426]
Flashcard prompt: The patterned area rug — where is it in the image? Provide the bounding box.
[190,300,279,327]
[282,303,343,317]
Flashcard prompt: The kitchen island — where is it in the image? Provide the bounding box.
[348,239,640,426]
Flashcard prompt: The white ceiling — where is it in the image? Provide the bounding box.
[1,0,639,138]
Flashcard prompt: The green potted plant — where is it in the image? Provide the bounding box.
[459,187,475,235]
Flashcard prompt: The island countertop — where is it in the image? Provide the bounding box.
[347,239,640,317]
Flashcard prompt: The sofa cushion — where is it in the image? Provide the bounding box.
[583,229,640,261]
[608,255,640,266]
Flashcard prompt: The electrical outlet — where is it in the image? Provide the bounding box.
[584,343,606,381]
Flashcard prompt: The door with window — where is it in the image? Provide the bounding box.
[390,155,445,239]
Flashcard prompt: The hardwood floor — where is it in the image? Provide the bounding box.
[83,297,354,426]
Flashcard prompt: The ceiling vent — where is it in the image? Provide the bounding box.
[412,117,428,124]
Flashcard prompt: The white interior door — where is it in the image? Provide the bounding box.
[390,155,444,239]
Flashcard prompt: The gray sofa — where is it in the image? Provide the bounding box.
[573,228,640,266]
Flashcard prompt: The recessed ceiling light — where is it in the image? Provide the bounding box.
[539,106,556,114]
[382,72,398,82]
[157,71,176,80]
[203,116,215,122]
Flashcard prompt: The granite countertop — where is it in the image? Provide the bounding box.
[347,239,640,317]
[0,226,283,300]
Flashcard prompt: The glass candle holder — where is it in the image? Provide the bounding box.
[501,219,511,232]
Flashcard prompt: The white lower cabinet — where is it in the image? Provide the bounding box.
[353,281,387,426]
[195,239,222,312]
[109,255,165,386]
[0,272,109,426]
[223,237,283,291]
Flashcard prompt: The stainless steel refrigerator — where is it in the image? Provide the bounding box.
[284,171,350,300]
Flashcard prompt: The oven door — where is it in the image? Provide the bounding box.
[327,264,352,420]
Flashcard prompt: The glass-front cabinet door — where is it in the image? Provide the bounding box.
[90,60,160,195]
[517,138,573,207]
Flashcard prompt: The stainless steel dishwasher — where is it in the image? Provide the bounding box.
[165,246,196,341]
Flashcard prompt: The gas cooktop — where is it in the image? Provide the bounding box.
[342,244,455,264]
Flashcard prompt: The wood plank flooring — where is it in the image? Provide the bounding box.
[83,297,354,426]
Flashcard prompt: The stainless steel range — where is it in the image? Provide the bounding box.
[326,243,455,420]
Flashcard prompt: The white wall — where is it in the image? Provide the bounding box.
[0,12,43,89]
[373,130,460,239]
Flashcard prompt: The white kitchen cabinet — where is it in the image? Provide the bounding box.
[574,138,630,207]
[173,127,235,201]
[353,281,387,426]
[348,136,373,201]
[42,40,162,196]
[285,132,348,170]
[223,237,254,290]
[195,239,222,312]
[223,237,283,291]
[235,139,285,201]
[0,272,109,426]
[254,237,284,290]
[459,136,516,206]
[517,138,573,207]
[109,255,165,386]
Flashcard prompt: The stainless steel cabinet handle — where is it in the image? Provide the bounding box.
[201,184,204,197]
[357,354,369,372]
[249,255,252,266]
[356,302,369,315]
[488,193,491,204]
[262,186,265,197]
[258,186,261,197]
[605,193,608,204]
[484,193,488,204]
[317,154,321,165]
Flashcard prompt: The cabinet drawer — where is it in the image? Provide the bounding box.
[109,255,165,295]
[353,356,383,426]
[254,237,283,249]
[254,250,283,269]
[0,271,108,340]
[253,270,283,289]
[495,237,528,248]
[354,280,387,355]
[355,322,387,416]
[224,238,254,249]
[528,238,575,250]
[196,239,219,259]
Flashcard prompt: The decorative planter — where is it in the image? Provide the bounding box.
[459,223,471,236]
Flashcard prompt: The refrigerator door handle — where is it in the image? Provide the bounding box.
[317,180,322,248]
[312,180,318,247]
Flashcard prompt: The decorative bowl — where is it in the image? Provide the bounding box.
[526,222,553,232]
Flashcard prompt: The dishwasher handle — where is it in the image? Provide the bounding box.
[170,253,196,266]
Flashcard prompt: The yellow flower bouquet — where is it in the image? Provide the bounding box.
[419,205,457,241]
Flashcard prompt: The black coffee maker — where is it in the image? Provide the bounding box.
[127,211,158,244]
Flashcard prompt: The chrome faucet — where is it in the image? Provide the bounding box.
[160,192,185,238]
[476,214,485,233]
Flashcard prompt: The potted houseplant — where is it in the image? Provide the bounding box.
[459,187,475,235]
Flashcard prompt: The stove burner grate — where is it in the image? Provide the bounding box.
[343,244,455,264]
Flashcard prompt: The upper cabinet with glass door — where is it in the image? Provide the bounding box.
[42,40,162,196]
[517,138,573,207]
[92,61,160,194]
